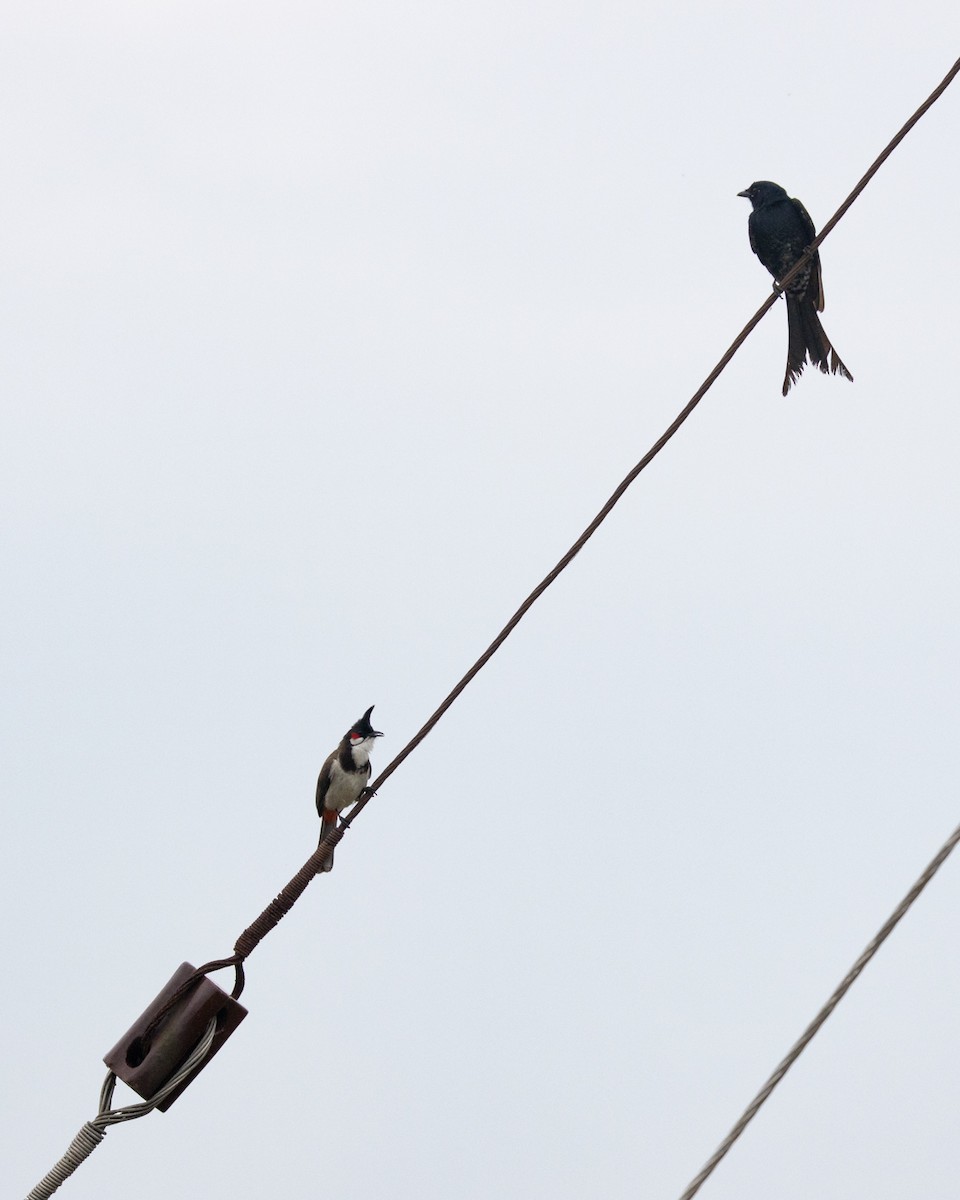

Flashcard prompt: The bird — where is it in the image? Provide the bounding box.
[738,180,853,396]
[315,705,383,872]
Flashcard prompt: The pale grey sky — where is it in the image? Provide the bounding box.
[4,5,960,1198]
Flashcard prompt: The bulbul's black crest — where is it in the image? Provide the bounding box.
[738,180,853,396]
[349,705,382,741]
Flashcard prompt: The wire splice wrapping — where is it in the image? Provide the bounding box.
[25,1125,106,1200]
[25,1018,218,1200]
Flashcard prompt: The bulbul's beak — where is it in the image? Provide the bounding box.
[372,728,384,738]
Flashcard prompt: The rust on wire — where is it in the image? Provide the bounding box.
[233,826,347,958]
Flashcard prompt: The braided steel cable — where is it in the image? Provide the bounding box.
[678,819,960,1199]
[25,1018,218,1200]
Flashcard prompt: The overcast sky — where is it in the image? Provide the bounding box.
[4,5,960,1199]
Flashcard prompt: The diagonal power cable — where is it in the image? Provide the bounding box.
[230,51,960,966]
[677,819,960,1200]
[350,50,960,809]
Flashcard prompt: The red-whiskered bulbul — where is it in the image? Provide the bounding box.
[315,705,383,872]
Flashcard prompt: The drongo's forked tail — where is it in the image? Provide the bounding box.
[784,291,853,396]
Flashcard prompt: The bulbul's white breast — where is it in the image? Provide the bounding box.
[322,758,369,813]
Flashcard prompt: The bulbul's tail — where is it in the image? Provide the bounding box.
[317,811,337,872]
[784,294,853,396]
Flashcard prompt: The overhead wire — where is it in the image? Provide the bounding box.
[132,38,960,980]
[677,819,960,1199]
[229,53,960,968]
[359,50,960,801]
